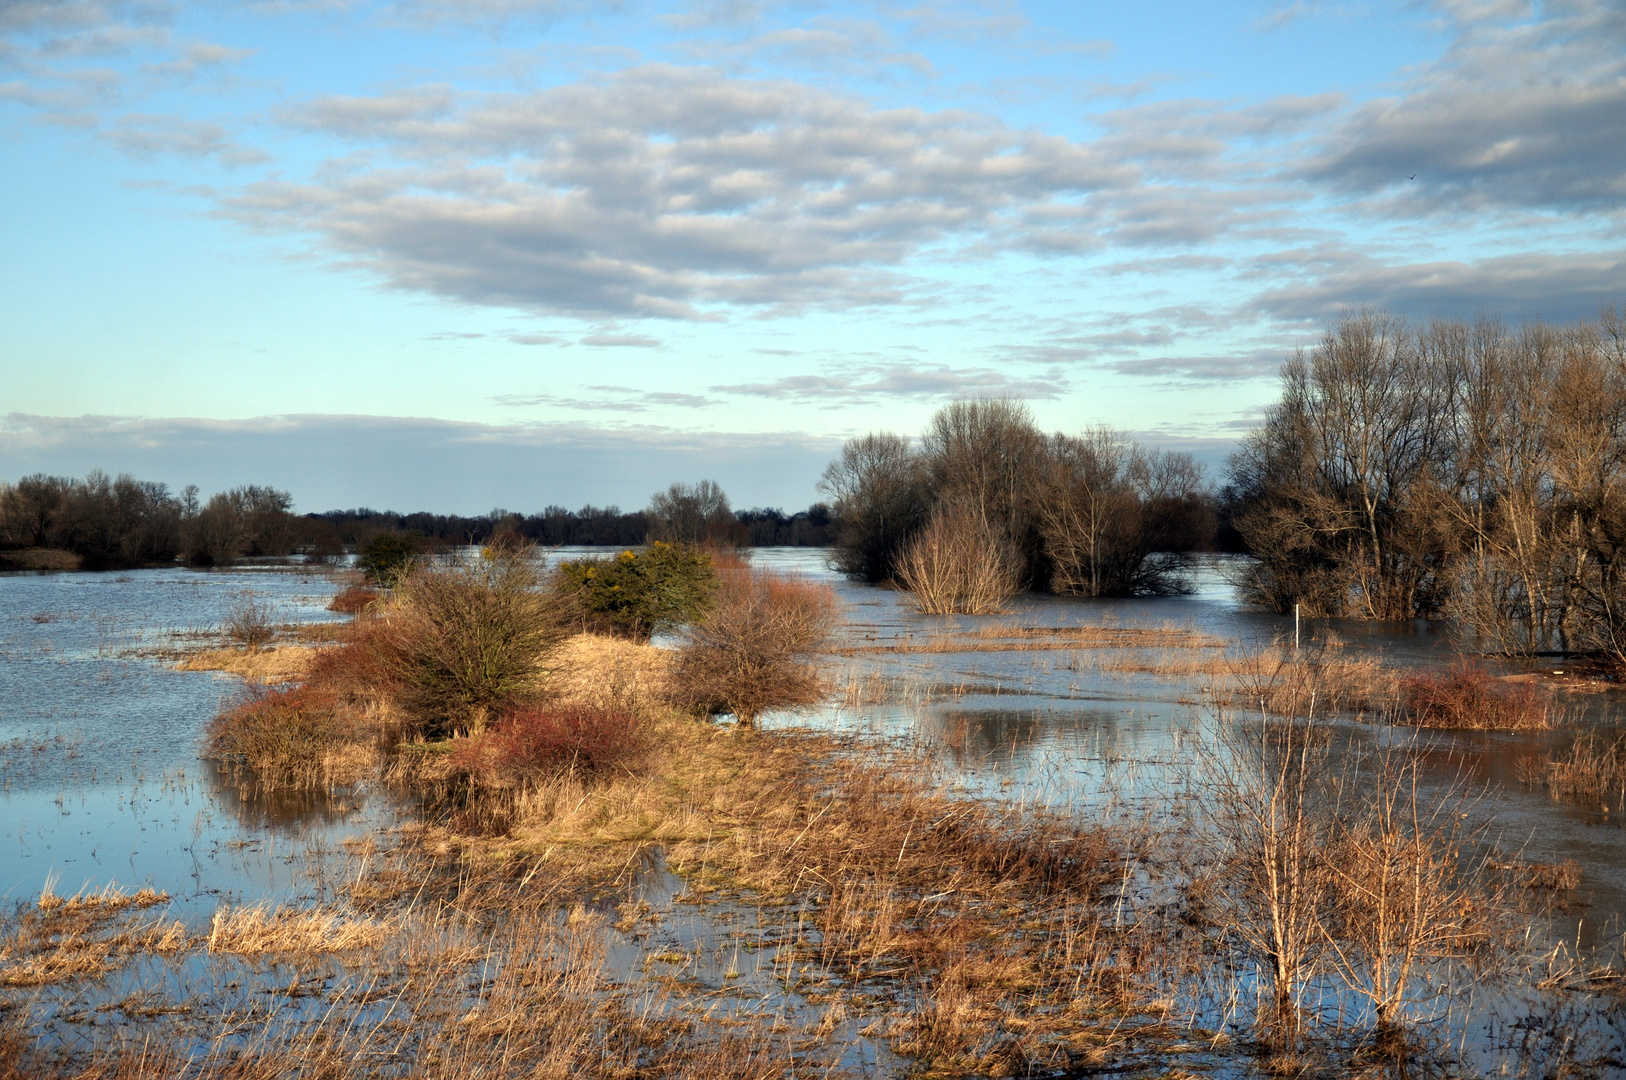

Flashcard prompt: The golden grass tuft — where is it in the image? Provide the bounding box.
[206,904,393,957]
[175,644,317,684]
[1,882,183,988]
[550,633,672,714]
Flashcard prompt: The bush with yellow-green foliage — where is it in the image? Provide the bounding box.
[553,541,716,641]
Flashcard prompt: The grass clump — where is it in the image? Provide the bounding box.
[207,904,392,957]
[1543,730,1626,811]
[327,584,380,614]
[553,541,716,641]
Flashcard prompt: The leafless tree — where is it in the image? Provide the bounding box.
[818,432,928,582]
[645,480,735,545]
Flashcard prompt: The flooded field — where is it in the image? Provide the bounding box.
[2,550,1624,1075]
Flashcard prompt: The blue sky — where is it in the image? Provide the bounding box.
[3,0,1623,513]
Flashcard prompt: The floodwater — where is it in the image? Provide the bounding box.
[1,548,1623,1046]
[0,566,388,917]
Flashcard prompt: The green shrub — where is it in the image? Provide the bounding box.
[358,533,419,585]
[378,550,567,737]
[554,541,716,641]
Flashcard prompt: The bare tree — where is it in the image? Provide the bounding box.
[818,433,928,582]
[1039,428,1203,596]
[646,480,734,545]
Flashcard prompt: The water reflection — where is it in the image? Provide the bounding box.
[202,759,367,834]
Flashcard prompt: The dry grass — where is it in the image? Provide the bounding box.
[551,632,672,713]
[1225,644,1398,718]
[206,904,393,956]
[0,548,82,571]
[835,620,1222,656]
[0,905,800,1080]
[1399,662,1554,729]
[175,644,315,683]
[0,882,183,988]
[1543,730,1626,812]
[327,584,381,614]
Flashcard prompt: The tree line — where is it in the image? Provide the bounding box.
[1225,306,1626,659]
[0,472,301,568]
[0,472,833,569]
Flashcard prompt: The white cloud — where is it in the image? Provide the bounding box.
[1302,1,1626,212]
[228,65,1164,319]
[713,362,1068,401]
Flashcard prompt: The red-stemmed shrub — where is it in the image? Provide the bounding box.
[327,585,381,614]
[1398,662,1551,730]
[451,705,642,783]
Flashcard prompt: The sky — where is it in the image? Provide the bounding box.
[2,0,1623,514]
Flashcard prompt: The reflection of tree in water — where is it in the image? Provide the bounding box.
[203,759,364,833]
[923,707,1110,769]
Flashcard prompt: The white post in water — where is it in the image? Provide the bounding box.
[1294,602,1301,650]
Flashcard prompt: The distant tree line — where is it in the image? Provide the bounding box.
[0,472,302,568]
[0,472,834,569]
[1224,306,1626,659]
[819,399,1217,599]
[310,486,833,552]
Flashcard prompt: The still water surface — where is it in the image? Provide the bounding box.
[1,550,1621,952]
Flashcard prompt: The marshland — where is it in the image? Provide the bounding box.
[6,318,1626,1077]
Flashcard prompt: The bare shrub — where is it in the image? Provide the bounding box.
[1398,663,1552,729]
[376,551,567,737]
[670,568,839,725]
[1319,747,1508,1044]
[1195,687,1518,1051]
[451,705,642,783]
[1197,712,1337,1047]
[223,591,276,649]
[895,508,1020,615]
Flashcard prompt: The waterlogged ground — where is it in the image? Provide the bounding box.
[2,550,1624,1073]
[0,566,384,917]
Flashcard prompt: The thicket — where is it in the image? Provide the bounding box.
[1227,306,1626,659]
[356,533,419,585]
[0,471,302,567]
[819,400,1215,600]
[553,541,717,641]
